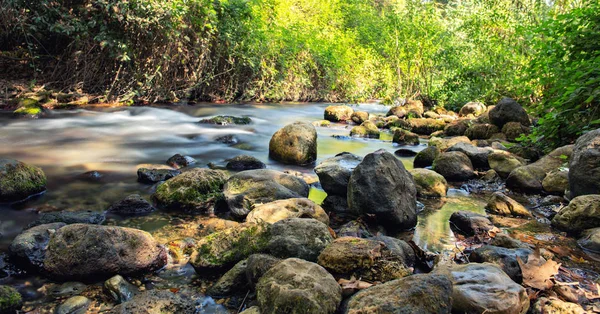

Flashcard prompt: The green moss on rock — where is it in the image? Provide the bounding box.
[0,159,47,202]
[199,115,252,125]
[152,168,227,211]
[0,285,23,313]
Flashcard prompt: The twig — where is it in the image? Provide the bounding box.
[237,290,250,313]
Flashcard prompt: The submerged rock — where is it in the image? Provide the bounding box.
[569,128,600,197]
[267,218,333,262]
[166,154,196,169]
[199,115,251,125]
[104,275,138,304]
[226,155,266,171]
[552,195,600,234]
[27,210,106,228]
[410,168,448,198]
[257,258,342,314]
[324,105,354,122]
[347,149,417,230]
[485,192,531,217]
[314,152,362,196]
[246,198,328,225]
[0,158,46,202]
[9,222,66,270]
[269,122,317,166]
[489,97,530,128]
[344,273,453,314]
[223,169,309,218]
[578,227,600,253]
[108,194,155,215]
[137,168,180,183]
[152,168,227,212]
[432,151,476,181]
[44,224,167,280]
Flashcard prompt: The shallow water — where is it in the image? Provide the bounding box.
[0,102,486,305]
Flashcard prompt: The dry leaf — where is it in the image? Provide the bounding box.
[339,277,373,296]
[518,249,561,290]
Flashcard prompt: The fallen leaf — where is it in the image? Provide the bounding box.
[518,248,561,290]
[169,288,180,293]
[339,277,373,296]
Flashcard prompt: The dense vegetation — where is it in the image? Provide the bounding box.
[1,0,598,147]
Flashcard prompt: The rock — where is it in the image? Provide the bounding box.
[152,168,227,212]
[240,306,261,314]
[9,222,66,270]
[76,170,103,182]
[44,224,167,280]
[485,192,531,217]
[542,170,569,194]
[436,263,529,314]
[190,223,270,270]
[370,235,416,266]
[482,169,501,182]
[460,102,487,117]
[350,121,380,138]
[449,211,494,236]
[104,275,137,304]
[317,237,412,282]
[507,145,541,162]
[312,120,331,127]
[27,211,106,228]
[0,159,46,202]
[407,118,446,135]
[314,152,362,196]
[199,115,251,125]
[215,134,238,144]
[447,142,494,169]
[109,290,211,314]
[246,198,328,225]
[267,218,333,262]
[405,100,425,116]
[424,111,441,119]
[465,123,500,140]
[344,274,453,314]
[432,151,476,181]
[488,151,524,178]
[393,129,419,145]
[386,106,407,118]
[394,149,417,157]
[137,168,180,183]
[351,111,369,124]
[108,194,155,215]
[324,105,354,122]
[552,195,600,233]
[226,155,266,171]
[0,285,22,314]
[347,149,417,230]
[223,169,309,218]
[501,122,529,141]
[531,297,585,314]
[336,220,373,238]
[428,136,471,151]
[489,233,528,249]
[269,122,317,166]
[578,227,600,253]
[257,258,341,314]
[469,245,533,283]
[208,259,248,296]
[322,195,352,214]
[245,254,281,289]
[569,128,600,197]
[444,119,471,136]
[507,145,573,192]
[489,97,530,128]
[413,146,441,168]
[166,154,196,169]
[410,169,448,198]
[56,296,90,314]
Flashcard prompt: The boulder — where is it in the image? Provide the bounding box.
[351,111,369,124]
[569,128,600,197]
[226,155,266,171]
[542,170,569,195]
[449,211,494,236]
[257,258,341,314]
[459,102,487,117]
[108,194,155,215]
[56,296,90,314]
[489,97,530,128]
[507,145,541,162]
[314,152,362,196]
[395,149,418,157]
[436,263,529,314]
[137,168,180,183]
[317,237,412,282]
[190,223,270,270]
[465,124,500,140]
[344,274,453,314]
[207,259,248,296]
[166,154,196,169]
[423,111,440,119]
[469,245,533,283]
[485,192,531,217]
[432,151,476,181]
[109,290,216,314]
[370,235,416,266]
[269,122,317,166]
[507,145,572,192]
[245,254,281,289]
[407,118,446,135]
[325,105,354,122]
[350,121,380,138]
[447,142,494,169]
[27,210,106,228]
[428,136,471,151]
[0,159,46,202]
[413,146,441,168]
[552,195,600,233]
[387,106,407,118]
[0,285,22,314]
[9,222,66,270]
[267,218,333,262]
[104,275,138,304]
[577,227,600,253]
[501,122,530,141]
[405,100,425,116]
[246,198,328,225]
[409,168,448,198]
[488,151,524,178]
[199,115,251,125]
[531,297,585,314]
[393,129,419,145]
[347,149,417,230]
[44,224,167,280]
[223,169,309,218]
[444,119,471,136]
[152,168,227,211]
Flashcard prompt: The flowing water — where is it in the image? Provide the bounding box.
[0,103,489,305]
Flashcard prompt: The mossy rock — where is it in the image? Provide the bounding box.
[409,168,448,198]
[0,159,47,202]
[269,122,317,166]
[350,121,380,138]
[199,115,252,125]
[152,168,228,211]
[190,223,271,270]
[324,105,354,122]
[0,285,22,313]
[393,129,419,145]
[407,118,446,135]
